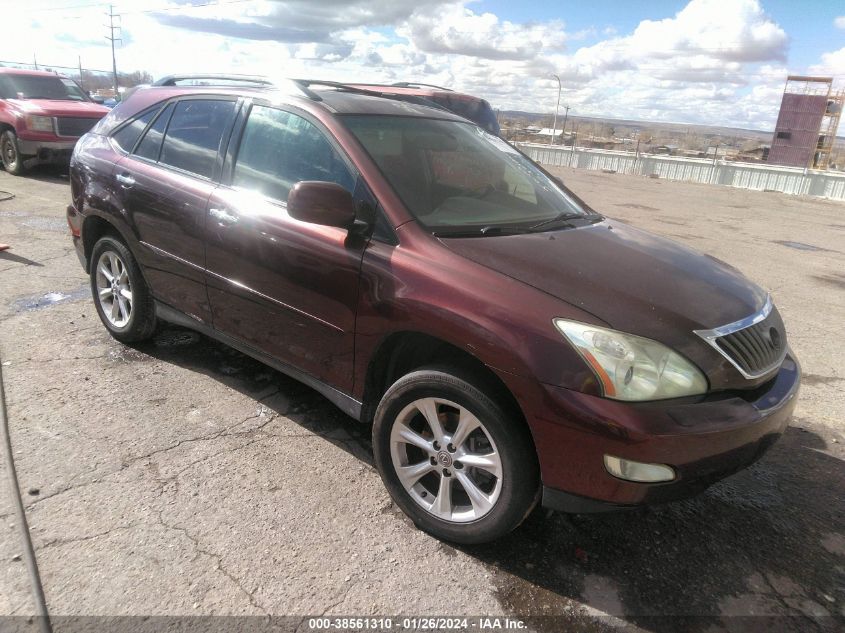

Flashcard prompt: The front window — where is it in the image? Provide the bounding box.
[232,105,355,202]
[2,74,89,101]
[343,115,597,235]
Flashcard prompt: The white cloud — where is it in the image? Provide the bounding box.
[4,0,824,130]
[402,4,566,60]
[835,16,845,29]
[810,47,845,77]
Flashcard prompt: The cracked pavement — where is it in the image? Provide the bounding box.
[0,165,843,632]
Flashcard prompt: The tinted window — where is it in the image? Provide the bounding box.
[135,102,174,161]
[1,74,88,101]
[112,107,160,153]
[159,100,235,179]
[232,105,354,202]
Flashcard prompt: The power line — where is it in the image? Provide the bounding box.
[0,59,119,74]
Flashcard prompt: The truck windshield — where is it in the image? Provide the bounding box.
[3,75,89,101]
[343,115,597,235]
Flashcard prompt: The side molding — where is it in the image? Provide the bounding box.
[154,302,364,421]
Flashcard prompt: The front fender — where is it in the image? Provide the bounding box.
[353,237,609,402]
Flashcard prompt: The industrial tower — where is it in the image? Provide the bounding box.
[768,76,843,170]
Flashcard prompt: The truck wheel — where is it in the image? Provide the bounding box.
[1,130,26,175]
[373,367,539,544]
[90,236,157,343]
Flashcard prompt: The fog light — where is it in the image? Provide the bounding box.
[603,455,675,483]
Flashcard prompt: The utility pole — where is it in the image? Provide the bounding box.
[561,105,570,137]
[33,54,38,70]
[105,5,121,100]
[78,55,84,92]
[549,74,561,146]
[710,140,720,184]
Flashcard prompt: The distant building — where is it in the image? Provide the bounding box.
[768,76,843,170]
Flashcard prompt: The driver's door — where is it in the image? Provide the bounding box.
[204,104,365,393]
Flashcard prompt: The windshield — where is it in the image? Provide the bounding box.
[1,74,89,101]
[343,115,596,235]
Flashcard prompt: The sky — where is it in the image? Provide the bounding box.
[5,0,845,130]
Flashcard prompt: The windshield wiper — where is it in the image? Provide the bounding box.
[434,225,529,238]
[527,212,592,232]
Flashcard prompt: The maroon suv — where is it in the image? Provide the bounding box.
[66,78,799,543]
[0,68,109,175]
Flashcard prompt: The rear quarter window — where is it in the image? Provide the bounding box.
[135,102,174,162]
[158,99,236,179]
[111,106,160,153]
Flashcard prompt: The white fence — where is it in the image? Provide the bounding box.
[516,143,845,201]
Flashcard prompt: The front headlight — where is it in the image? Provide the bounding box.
[25,115,54,133]
[554,319,708,401]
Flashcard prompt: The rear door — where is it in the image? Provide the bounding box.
[113,96,238,324]
[204,102,368,393]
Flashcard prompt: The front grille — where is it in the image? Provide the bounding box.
[715,306,786,376]
[55,117,100,138]
[696,300,787,379]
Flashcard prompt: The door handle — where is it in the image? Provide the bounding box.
[209,207,239,226]
[115,173,134,188]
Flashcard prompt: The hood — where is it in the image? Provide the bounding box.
[8,99,110,118]
[439,219,768,358]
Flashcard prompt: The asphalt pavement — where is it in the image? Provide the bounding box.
[0,164,843,632]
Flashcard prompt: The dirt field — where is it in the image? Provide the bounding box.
[1,164,843,632]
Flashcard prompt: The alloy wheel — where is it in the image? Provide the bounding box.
[389,397,503,523]
[95,251,133,328]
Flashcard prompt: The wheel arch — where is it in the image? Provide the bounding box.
[361,331,528,436]
[80,213,135,274]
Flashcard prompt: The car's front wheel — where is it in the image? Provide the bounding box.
[1,130,26,175]
[373,367,539,544]
[90,236,157,343]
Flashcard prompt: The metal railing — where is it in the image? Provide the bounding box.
[516,143,845,201]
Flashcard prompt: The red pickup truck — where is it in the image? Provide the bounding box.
[0,68,109,175]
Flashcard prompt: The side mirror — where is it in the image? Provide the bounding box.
[287,181,355,229]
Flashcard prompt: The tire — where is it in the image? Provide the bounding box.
[90,236,156,343]
[1,130,26,175]
[373,367,539,544]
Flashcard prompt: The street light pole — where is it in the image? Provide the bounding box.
[549,74,561,146]
[561,104,570,140]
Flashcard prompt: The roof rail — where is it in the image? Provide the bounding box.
[292,79,386,99]
[291,79,455,113]
[146,75,455,107]
[152,74,274,87]
[391,82,453,92]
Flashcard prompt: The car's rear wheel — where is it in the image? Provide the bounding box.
[90,236,156,343]
[373,367,539,544]
[1,130,26,175]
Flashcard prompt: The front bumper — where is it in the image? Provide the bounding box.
[18,138,78,165]
[503,352,800,512]
[67,204,87,271]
